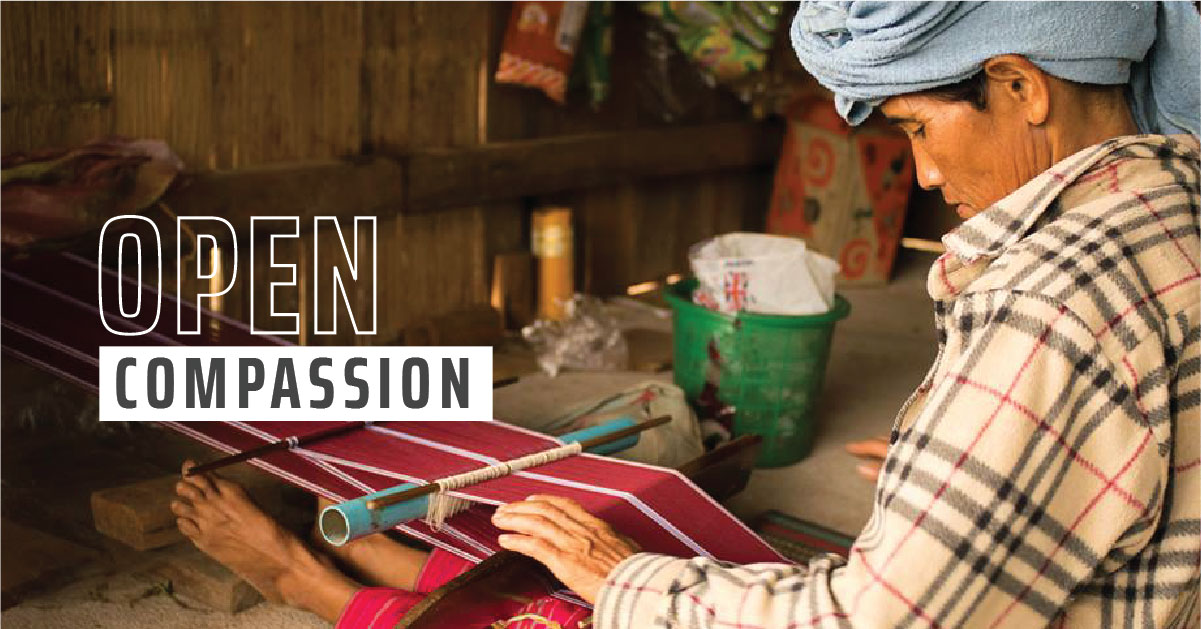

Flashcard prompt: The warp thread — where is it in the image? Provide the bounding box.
[425,441,585,529]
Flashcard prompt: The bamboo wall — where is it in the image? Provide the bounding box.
[2,2,775,344]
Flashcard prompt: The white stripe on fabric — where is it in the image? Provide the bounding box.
[369,422,712,558]
[0,344,98,393]
[369,424,505,464]
[404,526,483,563]
[515,468,710,559]
[162,421,342,501]
[490,419,566,445]
[2,319,99,366]
[291,449,425,484]
[15,261,714,561]
[175,422,486,560]
[10,267,363,514]
[308,456,375,494]
[2,269,180,346]
[225,422,488,560]
[25,254,725,565]
[551,590,590,607]
[366,596,400,629]
[23,257,486,562]
[579,453,786,562]
[437,521,495,557]
[305,454,495,557]
[64,252,291,346]
[225,422,379,495]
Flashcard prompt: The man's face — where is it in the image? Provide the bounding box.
[880,92,1046,220]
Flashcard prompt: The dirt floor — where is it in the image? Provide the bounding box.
[0,251,940,627]
[0,385,333,627]
[726,251,939,533]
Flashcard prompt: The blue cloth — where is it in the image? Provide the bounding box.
[790,1,1200,136]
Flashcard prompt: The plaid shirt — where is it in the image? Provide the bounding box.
[596,134,1201,629]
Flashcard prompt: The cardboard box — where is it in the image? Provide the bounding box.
[767,98,914,284]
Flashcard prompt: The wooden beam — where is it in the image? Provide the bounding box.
[91,475,187,551]
[163,158,407,227]
[161,121,783,227]
[407,121,784,212]
[90,467,308,552]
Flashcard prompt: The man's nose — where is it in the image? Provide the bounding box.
[911,145,944,191]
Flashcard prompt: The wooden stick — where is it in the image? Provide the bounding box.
[185,422,369,476]
[365,415,672,511]
[492,376,520,389]
[573,414,671,451]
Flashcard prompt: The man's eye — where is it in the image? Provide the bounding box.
[912,125,926,139]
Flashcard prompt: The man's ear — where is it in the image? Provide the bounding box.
[982,54,1050,126]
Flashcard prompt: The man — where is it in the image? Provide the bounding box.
[174,2,1200,627]
[493,3,1201,627]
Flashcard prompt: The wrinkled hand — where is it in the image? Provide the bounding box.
[491,495,639,604]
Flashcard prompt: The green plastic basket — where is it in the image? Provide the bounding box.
[664,278,850,467]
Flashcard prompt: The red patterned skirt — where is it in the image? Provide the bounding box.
[335,549,591,628]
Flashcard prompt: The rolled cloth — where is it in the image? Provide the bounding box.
[790,1,1200,136]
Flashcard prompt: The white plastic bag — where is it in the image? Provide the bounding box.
[521,295,629,376]
[689,232,838,316]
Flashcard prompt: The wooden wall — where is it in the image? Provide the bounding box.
[2,2,779,344]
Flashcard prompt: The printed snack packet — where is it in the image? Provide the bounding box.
[495,1,589,104]
[640,1,783,85]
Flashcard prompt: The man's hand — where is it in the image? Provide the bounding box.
[491,495,639,604]
[846,436,890,481]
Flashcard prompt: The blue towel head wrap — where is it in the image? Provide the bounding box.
[790,1,1200,136]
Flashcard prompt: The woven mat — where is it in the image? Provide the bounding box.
[753,510,855,564]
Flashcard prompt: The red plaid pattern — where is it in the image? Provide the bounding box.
[595,135,1201,628]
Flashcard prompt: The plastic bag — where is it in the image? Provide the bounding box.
[522,294,629,376]
[689,232,838,316]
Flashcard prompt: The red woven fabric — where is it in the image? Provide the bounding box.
[334,588,424,629]
[335,550,594,628]
[1,252,784,567]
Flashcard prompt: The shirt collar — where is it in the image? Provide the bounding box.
[927,134,1193,301]
[940,136,1145,263]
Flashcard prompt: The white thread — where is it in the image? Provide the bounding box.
[285,436,299,449]
[425,442,584,529]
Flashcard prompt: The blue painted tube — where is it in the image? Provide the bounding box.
[320,483,430,546]
[559,415,638,454]
[320,415,641,546]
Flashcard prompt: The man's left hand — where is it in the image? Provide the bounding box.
[491,495,639,604]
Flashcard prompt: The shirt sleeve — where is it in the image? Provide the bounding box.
[594,292,1167,628]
